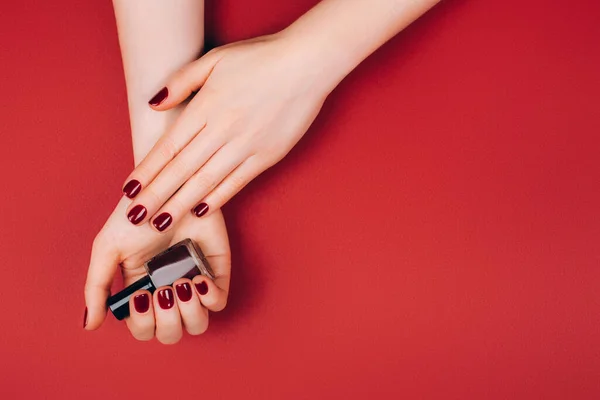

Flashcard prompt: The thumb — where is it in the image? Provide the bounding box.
[83,238,120,330]
[147,49,223,109]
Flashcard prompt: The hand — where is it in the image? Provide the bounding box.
[84,196,231,344]
[120,32,330,231]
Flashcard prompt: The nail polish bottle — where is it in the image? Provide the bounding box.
[107,238,214,320]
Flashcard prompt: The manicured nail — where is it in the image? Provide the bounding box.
[195,281,208,296]
[149,87,168,106]
[157,288,175,309]
[123,179,142,199]
[127,204,147,225]
[134,293,150,313]
[152,212,172,232]
[193,202,209,217]
[83,307,88,328]
[175,282,193,302]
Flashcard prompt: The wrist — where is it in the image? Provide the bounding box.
[131,105,186,165]
[277,25,353,96]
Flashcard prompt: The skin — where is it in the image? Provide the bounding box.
[84,0,440,343]
[84,0,230,344]
[121,0,441,231]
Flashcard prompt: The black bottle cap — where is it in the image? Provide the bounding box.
[107,275,155,321]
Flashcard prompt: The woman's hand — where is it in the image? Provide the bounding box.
[120,32,331,231]
[84,196,230,344]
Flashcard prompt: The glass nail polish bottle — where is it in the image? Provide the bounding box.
[107,238,214,320]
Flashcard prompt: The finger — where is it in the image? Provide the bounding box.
[170,211,231,310]
[125,291,155,341]
[84,237,120,330]
[147,49,223,109]
[174,279,209,335]
[191,156,264,219]
[121,51,223,200]
[146,142,247,232]
[192,269,229,313]
[125,126,229,227]
[121,110,206,201]
[153,287,183,345]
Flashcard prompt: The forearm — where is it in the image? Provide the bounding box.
[283,0,440,92]
[112,0,204,163]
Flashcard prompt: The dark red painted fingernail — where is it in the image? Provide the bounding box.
[134,293,150,313]
[83,307,88,328]
[127,204,147,225]
[175,282,193,302]
[157,288,175,309]
[149,87,168,106]
[123,179,142,198]
[152,212,173,232]
[193,202,209,217]
[195,281,209,296]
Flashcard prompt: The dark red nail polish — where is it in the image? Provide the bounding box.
[133,293,150,313]
[128,204,147,225]
[195,281,208,296]
[149,87,168,106]
[175,282,193,302]
[107,239,215,320]
[152,212,172,232]
[157,288,175,309]
[193,202,209,217]
[83,307,88,328]
[123,179,142,198]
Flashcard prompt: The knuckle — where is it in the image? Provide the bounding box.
[132,162,153,183]
[167,156,193,178]
[210,187,228,208]
[193,171,217,191]
[157,137,178,161]
[165,195,186,216]
[172,65,190,83]
[143,186,162,207]
[228,173,248,192]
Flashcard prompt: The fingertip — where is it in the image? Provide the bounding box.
[83,304,107,331]
[83,284,110,330]
[130,290,152,315]
[192,202,210,218]
[151,212,174,233]
[153,286,182,345]
[127,290,155,341]
[192,275,227,312]
[148,87,169,107]
[173,278,194,303]
[193,276,209,296]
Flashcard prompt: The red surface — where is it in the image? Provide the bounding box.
[1,0,599,398]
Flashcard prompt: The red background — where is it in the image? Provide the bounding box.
[1,0,599,398]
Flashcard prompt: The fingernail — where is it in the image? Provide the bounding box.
[149,87,168,106]
[127,204,147,225]
[195,281,209,296]
[123,179,142,199]
[193,202,209,217]
[134,293,150,313]
[157,288,175,309]
[152,212,173,232]
[83,307,88,328]
[175,282,193,302]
